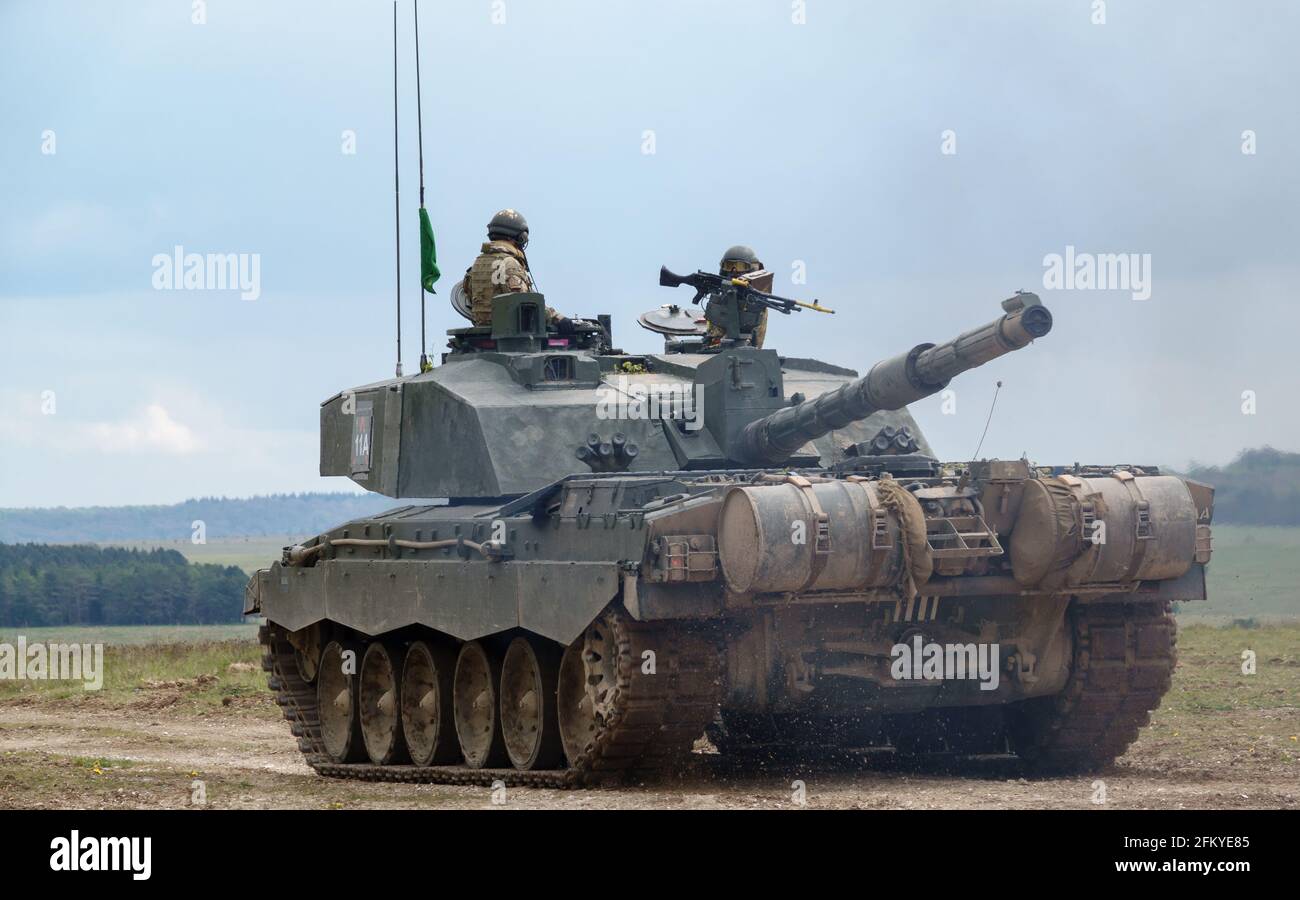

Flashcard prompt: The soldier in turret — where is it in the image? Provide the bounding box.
[709,245,774,348]
[462,209,570,331]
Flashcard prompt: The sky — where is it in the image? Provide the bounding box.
[1,0,1298,508]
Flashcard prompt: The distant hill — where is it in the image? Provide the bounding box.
[1185,447,1300,525]
[0,493,397,543]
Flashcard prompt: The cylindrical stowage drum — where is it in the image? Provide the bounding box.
[1072,474,1198,583]
[1010,473,1198,587]
[717,480,902,594]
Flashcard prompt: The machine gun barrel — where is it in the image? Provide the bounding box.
[737,294,1053,464]
[659,265,825,315]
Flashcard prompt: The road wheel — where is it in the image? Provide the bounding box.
[317,640,365,763]
[400,639,459,766]
[292,625,322,684]
[453,641,508,768]
[500,635,564,770]
[359,642,409,765]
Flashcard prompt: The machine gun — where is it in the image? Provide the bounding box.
[659,265,833,344]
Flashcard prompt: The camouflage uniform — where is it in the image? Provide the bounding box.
[464,240,534,327]
[744,270,772,349]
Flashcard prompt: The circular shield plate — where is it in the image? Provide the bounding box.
[637,303,708,336]
[450,279,473,321]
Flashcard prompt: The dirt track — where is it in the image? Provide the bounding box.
[1,699,1295,810]
[2,623,1295,810]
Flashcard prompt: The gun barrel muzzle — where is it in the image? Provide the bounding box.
[737,295,1052,464]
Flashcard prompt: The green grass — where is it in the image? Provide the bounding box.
[103,535,294,574]
[1172,624,1300,712]
[71,756,136,771]
[1192,524,1300,622]
[1145,623,1300,770]
[0,637,267,708]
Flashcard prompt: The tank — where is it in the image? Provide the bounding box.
[246,274,1214,787]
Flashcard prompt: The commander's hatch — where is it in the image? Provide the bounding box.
[638,303,710,354]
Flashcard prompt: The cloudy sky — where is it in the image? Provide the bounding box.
[2,0,1297,507]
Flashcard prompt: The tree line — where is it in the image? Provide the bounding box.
[0,543,246,627]
[1185,447,1300,526]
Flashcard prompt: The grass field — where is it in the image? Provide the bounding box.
[0,636,267,710]
[105,536,295,574]
[1195,525,1300,622]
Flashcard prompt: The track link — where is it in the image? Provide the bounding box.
[259,613,722,789]
[1010,596,1176,773]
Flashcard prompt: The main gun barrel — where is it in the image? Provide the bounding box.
[737,293,1053,464]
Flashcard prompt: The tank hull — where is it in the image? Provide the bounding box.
[250,462,1212,784]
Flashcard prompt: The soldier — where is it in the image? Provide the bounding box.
[710,245,773,348]
[462,209,569,330]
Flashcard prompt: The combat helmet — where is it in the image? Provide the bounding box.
[720,244,762,275]
[488,208,529,247]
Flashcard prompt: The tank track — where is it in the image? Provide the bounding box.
[709,598,1175,772]
[259,613,722,788]
[1010,596,1176,773]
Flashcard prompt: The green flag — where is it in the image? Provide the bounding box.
[419,206,440,292]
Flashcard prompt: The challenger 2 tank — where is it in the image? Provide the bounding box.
[245,270,1214,786]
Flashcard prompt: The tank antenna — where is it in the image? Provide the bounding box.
[414,0,434,373]
[391,1,403,378]
[971,380,1003,460]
